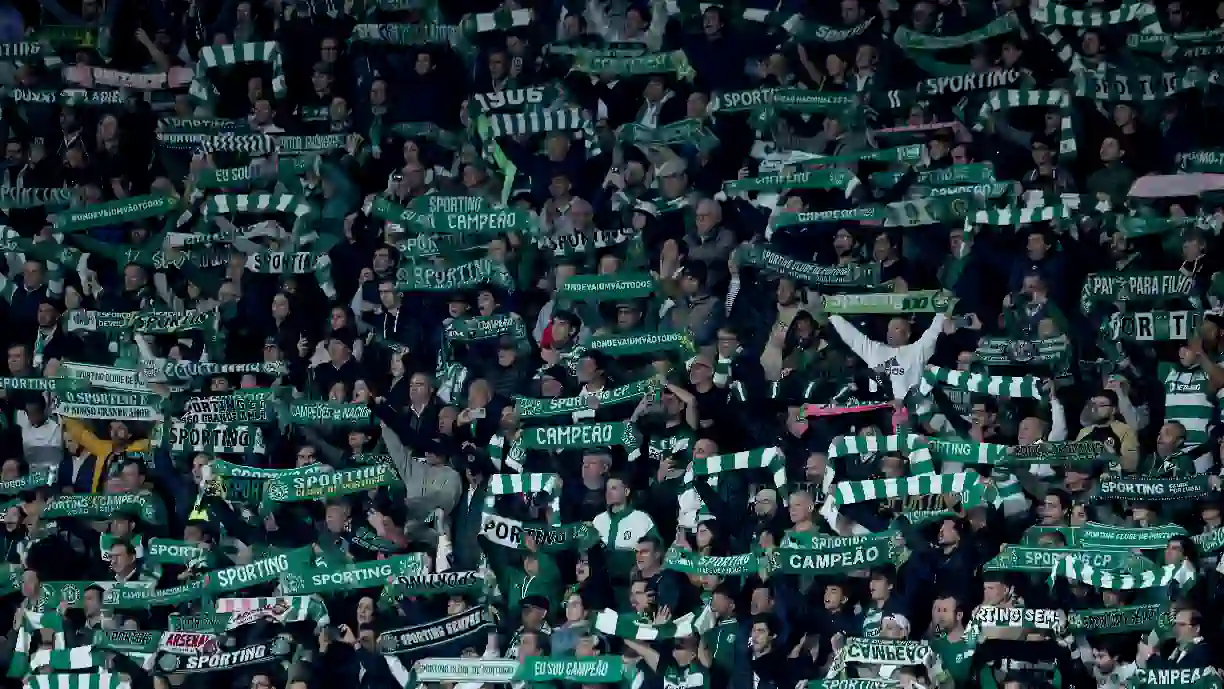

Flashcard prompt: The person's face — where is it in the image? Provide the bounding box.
[983,581,1008,605]
[111,517,133,538]
[932,598,957,629]
[321,38,340,62]
[312,70,332,93]
[885,318,910,347]
[616,306,639,330]
[688,360,712,385]
[823,585,845,611]
[1040,495,1065,525]
[325,504,349,533]
[1099,137,1121,163]
[630,581,650,612]
[565,594,586,622]
[488,52,507,78]
[5,142,23,164]
[869,576,891,601]
[1081,31,1101,55]
[855,44,875,70]
[550,319,573,343]
[702,7,722,35]
[1165,539,1185,566]
[476,291,497,315]
[83,588,102,617]
[1017,417,1044,445]
[750,622,771,649]
[356,596,375,623]
[826,53,845,77]
[1113,103,1134,128]
[1175,611,1199,643]
[805,453,826,480]
[1090,395,1114,423]
[1158,422,1185,454]
[775,279,796,305]
[937,520,959,546]
[109,545,133,573]
[548,174,571,199]
[23,261,44,288]
[970,403,994,428]
[271,294,289,320]
[1032,143,1052,165]
[787,493,812,523]
[686,92,709,119]
[644,78,664,102]
[605,479,628,506]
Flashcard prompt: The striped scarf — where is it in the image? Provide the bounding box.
[823,434,937,496]
[1050,558,1197,591]
[828,471,999,508]
[483,108,601,157]
[154,422,268,455]
[214,595,330,629]
[480,473,561,549]
[591,607,715,641]
[678,448,786,528]
[973,90,1077,158]
[30,645,104,672]
[486,433,525,472]
[190,42,287,107]
[27,674,131,689]
[10,609,66,677]
[920,365,1045,399]
[244,251,337,299]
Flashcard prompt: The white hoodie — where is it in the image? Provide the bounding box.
[829,314,947,401]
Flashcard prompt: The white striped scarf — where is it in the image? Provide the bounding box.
[26,674,131,689]
[592,606,715,640]
[827,471,998,507]
[30,645,103,672]
[973,89,1076,158]
[1049,557,1196,590]
[189,42,287,105]
[480,473,561,548]
[1030,0,1163,34]
[484,108,601,157]
[200,134,277,155]
[486,432,525,472]
[920,365,1044,399]
[822,434,937,497]
[11,610,66,677]
[458,8,532,37]
[678,448,786,529]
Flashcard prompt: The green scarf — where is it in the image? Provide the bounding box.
[1073,67,1223,103]
[518,421,643,460]
[468,83,567,118]
[535,227,641,260]
[893,13,1022,76]
[444,314,528,348]
[1080,522,1188,550]
[190,41,287,108]
[741,10,875,44]
[279,553,424,595]
[709,88,857,130]
[378,570,485,609]
[103,579,207,609]
[822,290,955,314]
[514,379,656,419]
[1080,272,1197,312]
[0,470,55,495]
[1094,475,1213,502]
[349,23,458,46]
[662,548,758,576]
[974,337,1070,373]
[0,187,74,209]
[262,465,398,515]
[871,163,996,188]
[145,538,213,567]
[1130,667,1221,689]
[617,118,720,151]
[736,245,879,287]
[63,310,218,335]
[1068,604,1173,636]
[555,273,657,304]
[377,605,497,655]
[53,194,177,232]
[168,613,236,634]
[517,657,625,683]
[430,208,539,236]
[394,257,515,293]
[243,251,336,299]
[0,377,82,392]
[983,545,1139,573]
[155,422,267,455]
[203,546,313,594]
[1102,311,1201,341]
[43,493,165,525]
[9,88,125,106]
[880,69,1026,110]
[1178,150,1224,173]
[767,542,903,575]
[569,50,694,80]
[589,332,693,358]
[286,401,370,425]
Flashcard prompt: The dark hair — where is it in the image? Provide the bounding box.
[110,539,137,557]
[1047,489,1071,512]
[935,594,966,623]
[750,613,778,635]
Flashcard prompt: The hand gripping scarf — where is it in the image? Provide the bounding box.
[826,471,1000,509]
[154,422,267,455]
[190,42,287,108]
[592,607,715,641]
[678,447,787,529]
[517,422,644,461]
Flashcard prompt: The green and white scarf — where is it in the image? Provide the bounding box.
[1094,475,1213,502]
[1049,558,1196,591]
[443,314,528,345]
[0,470,55,495]
[920,365,1044,399]
[394,258,515,293]
[825,434,937,492]
[1067,604,1173,636]
[514,379,656,419]
[154,422,267,455]
[349,23,458,46]
[1103,311,1202,342]
[43,493,165,525]
[430,208,539,237]
[147,359,285,381]
[679,447,788,528]
[740,9,875,44]
[555,273,658,304]
[54,195,177,232]
[59,361,162,394]
[973,90,1076,158]
[518,422,643,461]
[190,42,287,107]
[663,548,759,576]
[822,291,955,314]
[590,332,694,359]
[975,337,1070,372]
[244,251,337,299]
[893,12,1022,77]
[63,310,218,335]
[203,547,314,594]
[591,607,714,641]
[26,674,129,689]
[535,227,641,259]
[1080,272,1197,312]
[736,245,879,287]
[983,545,1138,572]
[829,471,998,508]
[570,50,694,80]
[0,187,74,209]
[262,464,398,514]
[286,401,370,425]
